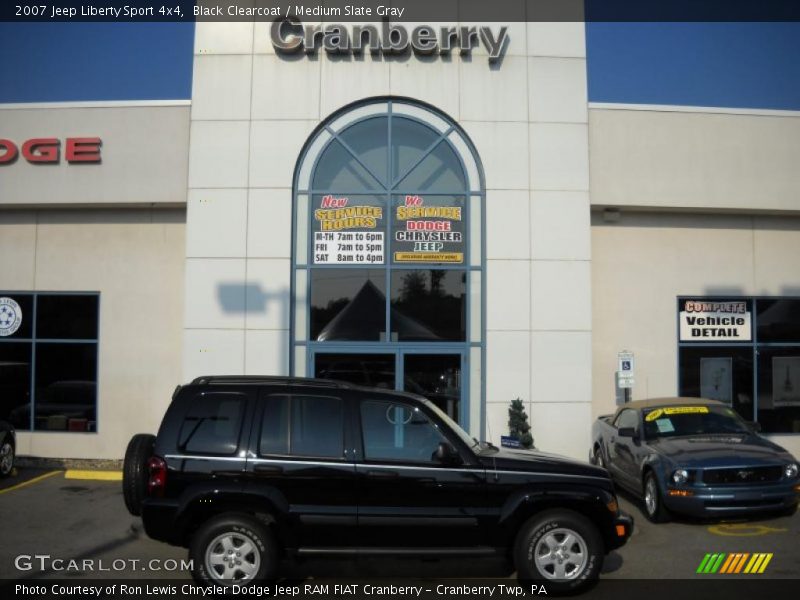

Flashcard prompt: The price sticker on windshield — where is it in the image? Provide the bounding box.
[645,406,710,421]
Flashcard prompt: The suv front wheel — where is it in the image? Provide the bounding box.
[190,514,278,584]
[514,509,604,594]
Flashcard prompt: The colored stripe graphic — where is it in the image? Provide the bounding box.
[734,553,750,573]
[697,554,713,573]
[719,554,736,573]
[758,554,773,573]
[698,553,773,574]
[718,553,735,573]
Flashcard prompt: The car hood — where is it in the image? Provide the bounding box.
[649,434,794,467]
[479,447,609,480]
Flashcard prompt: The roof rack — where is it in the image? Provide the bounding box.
[189,375,354,389]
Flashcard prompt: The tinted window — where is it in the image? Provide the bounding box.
[259,395,289,455]
[259,395,344,458]
[37,295,99,339]
[756,299,800,343]
[360,400,446,463]
[338,117,389,186]
[642,406,748,438]
[179,393,245,455]
[391,117,448,186]
[0,342,32,429]
[614,409,638,430]
[314,353,395,389]
[678,346,754,422]
[310,269,386,341]
[390,270,466,341]
[291,396,344,458]
[396,139,466,192]
[756,347,800,434]
[34,343,97,431]
[313,140,383,191]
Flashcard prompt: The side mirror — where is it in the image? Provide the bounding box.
[617,427,638,439]
[434,441,463,466]
[748,421,762,433]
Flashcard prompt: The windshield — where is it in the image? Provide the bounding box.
[643,405,750,439]
[420,397,477,451]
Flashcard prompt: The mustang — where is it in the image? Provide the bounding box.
[591,397,800,522]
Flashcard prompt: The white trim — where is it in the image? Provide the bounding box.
[588,102,800,118]
[0,100,191,110]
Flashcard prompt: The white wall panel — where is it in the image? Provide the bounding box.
[186,189,248,257]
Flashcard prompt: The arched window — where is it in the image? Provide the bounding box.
[291,98,484,433]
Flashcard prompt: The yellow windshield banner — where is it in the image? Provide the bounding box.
[645,406,710,421]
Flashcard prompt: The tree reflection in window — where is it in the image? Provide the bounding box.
[391,270,466,341]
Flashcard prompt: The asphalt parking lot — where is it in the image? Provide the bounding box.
[1,468,798,582]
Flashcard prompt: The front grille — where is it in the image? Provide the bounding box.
[701,466,783,485]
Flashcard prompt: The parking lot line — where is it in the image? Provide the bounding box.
[0,470,62,495]
[64,469,122,481]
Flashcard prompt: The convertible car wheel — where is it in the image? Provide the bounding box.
[643,472,670,523]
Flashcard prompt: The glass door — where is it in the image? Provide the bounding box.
[401,353,463,423]
[311,349,467,425]
[313,352,395,390]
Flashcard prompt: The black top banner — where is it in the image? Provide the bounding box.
[3,0,800,22]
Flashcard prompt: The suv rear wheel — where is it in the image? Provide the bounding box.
[190,514,278,584]
[514,509,603,593]
[122,433,155,516]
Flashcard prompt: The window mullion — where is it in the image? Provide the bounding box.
[391,126,455,188]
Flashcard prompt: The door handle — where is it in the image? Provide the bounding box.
[365,469,399,479]
[254,464,284,474]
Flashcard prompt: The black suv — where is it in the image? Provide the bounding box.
[123,376,632,592]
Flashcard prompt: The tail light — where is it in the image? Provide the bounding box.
[147,456,167,497]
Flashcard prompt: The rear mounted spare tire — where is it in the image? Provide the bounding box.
[123,433,156,516]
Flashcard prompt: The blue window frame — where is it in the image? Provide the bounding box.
[677,296,800,435]
[0,291,99,433]
[291,98,485,434]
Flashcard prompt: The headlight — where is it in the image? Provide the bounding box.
[672,469,689,484]
[785,463,799,479]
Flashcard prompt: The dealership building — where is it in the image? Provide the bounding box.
[1,18,799,461]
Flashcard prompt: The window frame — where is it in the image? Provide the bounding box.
[0,291,100,434]
[677,295,800,435]
[290,98,486,436]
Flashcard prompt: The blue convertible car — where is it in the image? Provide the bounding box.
[591,398,800,522]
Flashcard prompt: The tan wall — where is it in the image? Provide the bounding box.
[0,208,186,459]
[591,211,800,456]
[0,106,189,206]
[589,108,800,212]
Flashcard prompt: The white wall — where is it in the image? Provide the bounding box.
[0,208,186,459]
[185,22,594,459]
[0,105,190,207]
[591,211,800,458]
[589,107,800,212]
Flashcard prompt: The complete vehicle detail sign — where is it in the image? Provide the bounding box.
[679,299,752,341]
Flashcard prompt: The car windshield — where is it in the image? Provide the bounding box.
[643,405,750,438]
[419,397,478,452]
